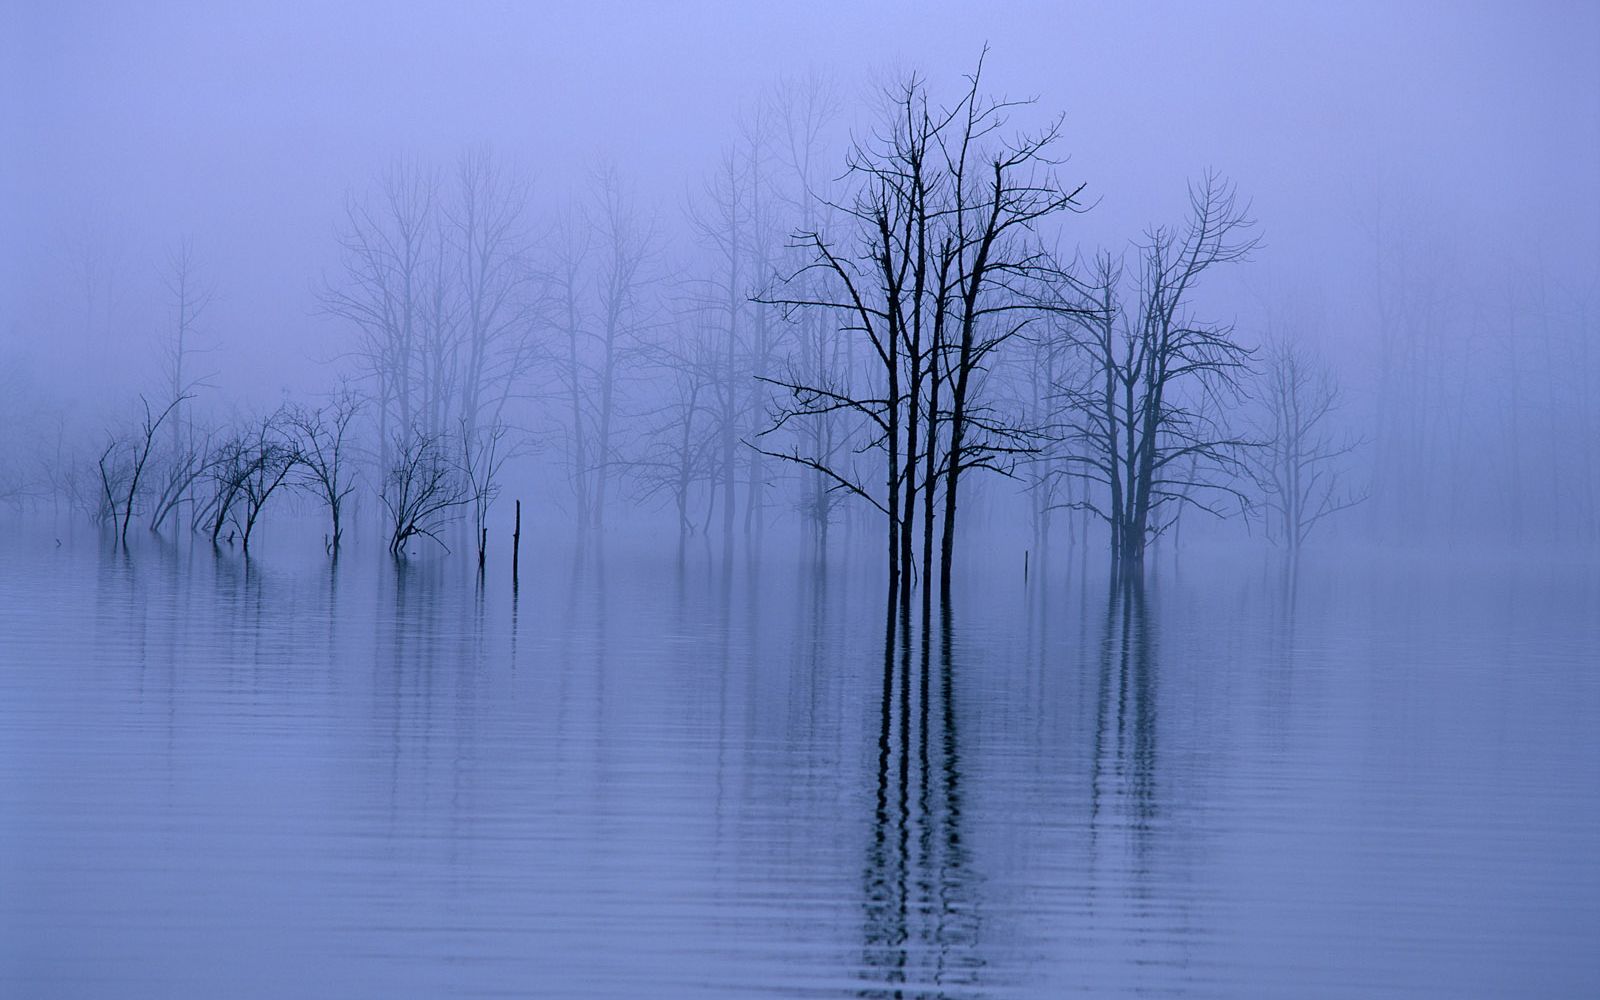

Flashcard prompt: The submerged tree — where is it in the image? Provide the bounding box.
[551,167,659,532]
[461,418,512,570]
[233,410,300,556]
[1051,173,1258,574]
[629,320,720,542]
[287,388,363,554]
[1246,336,1366,553]
[758,56,1082,611]
[97,394,186,545]
[381,430,468,557]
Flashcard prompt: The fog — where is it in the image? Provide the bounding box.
[3,6,1600,996]
[4,1,1597,559]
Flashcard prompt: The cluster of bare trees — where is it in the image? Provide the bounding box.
[757,71,1367,587]
[90,394,343,555]
[603,79,852,549]
[322,147,530,558]
[759,59,1084,614]
[550,168,659,532]
[45,54,1600,584]
[85,382,494,560]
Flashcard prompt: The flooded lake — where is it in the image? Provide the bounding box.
[3,532,1597,998]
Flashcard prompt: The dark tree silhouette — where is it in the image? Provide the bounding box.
[233,410,300,556]
[1051,173,1258,574]
[381,430,468,557]
[757,55,1082,613]
[97,394,186,546]
[288,388,363,554]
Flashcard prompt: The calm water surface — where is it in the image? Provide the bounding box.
[2,533,1597,998]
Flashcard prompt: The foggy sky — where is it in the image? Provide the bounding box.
[4,0,1598,421]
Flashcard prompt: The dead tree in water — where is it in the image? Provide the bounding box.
[233,410,300,556]
[551,169,658,532]
[288,389,362,554]
[97,394,186,545]
[198,432,255,546]
[1247,336,1366,554]
[461,418,512,569]
[1051,174,1257,575]
[757,56,1082,610]
[381,430,468,557]
[147,426,211,535]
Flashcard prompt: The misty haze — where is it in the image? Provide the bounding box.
[2,3,1598,998]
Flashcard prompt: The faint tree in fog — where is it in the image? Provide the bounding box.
[1020,318,1081,556]
[287,388,363,553]
[1247,337,1366,554]
[1355,191,1466,540]
[233,410,301,556]
[686,137,759,542]
[139,242,218,536]
[1050,174,1258,573]
[160,240,215,452]
[460,418,512,570]
[629,321,719,541]
[322,160,440,472]
[448,147,540,444]
[380,430,468,557]
[325,150,540,510]
[97,394,185,545]
[767,74,847,545]
[550,210,594,527]
[551,168,658,531]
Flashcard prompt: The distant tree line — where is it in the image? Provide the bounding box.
[45,54,1600,593]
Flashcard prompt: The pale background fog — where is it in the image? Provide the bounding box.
[5,8,1600,998]
[3,0,1598,545]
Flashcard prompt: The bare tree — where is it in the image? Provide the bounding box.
[97,394,186,545]
[160,240,215,452]
[287,388,363,553]
[551,167,658,531]
[450,146,540,445]
[1247,336,1366,553]
[629,320,720,542]
[1052,173,1258,574]
[768,73,846,546]
[686,137,757,543]
[757,57,1082,611]
[147,423,211,534]
[233,410,300,556]
[197,431,256,547]
[381,430,468,557]
[460,418,512,570]
[322,160,441,472]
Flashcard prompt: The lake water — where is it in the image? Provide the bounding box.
[2,531,1598,998]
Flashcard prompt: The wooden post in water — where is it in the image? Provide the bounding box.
[512,500,522,586]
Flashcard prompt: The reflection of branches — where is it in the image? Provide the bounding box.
[859,617,979,995]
